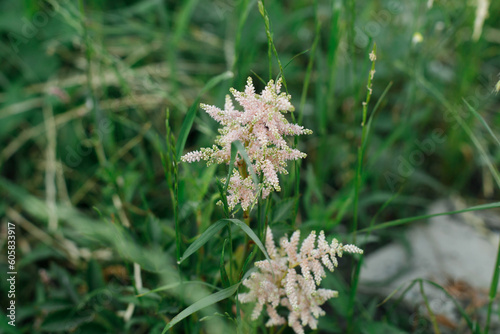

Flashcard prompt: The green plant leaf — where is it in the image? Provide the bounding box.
[486,239,500,334]
[40,309,93,332]
[87,259,105,292]
[357,201,500,233]
[463,98,500,148]
[423,279,475,331]
[175,97,201,161]
[178,219,227,264]
[176,71,233,160]
[137,281,220,298]
[161,284,239,333]
[226,219,269,263]
[220,238,230,288]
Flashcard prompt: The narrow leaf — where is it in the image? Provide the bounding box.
[178,220,227,264]
[419,280,441,334]
[176,71,233,159]
[137,281,220,298]
[220,238,230,288]
[485,239,500,334]
[227,218,270,264]
[357,202,500,233]
[463,98,500,148]
[175,97,200,161]
[162,284,239,333]
[423,279,475,331]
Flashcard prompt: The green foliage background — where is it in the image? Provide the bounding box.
[0,0,499,333]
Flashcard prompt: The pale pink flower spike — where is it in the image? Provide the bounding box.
[239,227,363,334]
[181,77,312,211]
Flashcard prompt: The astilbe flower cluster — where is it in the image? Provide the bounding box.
[239,227,363,334]
[181,77,312,211]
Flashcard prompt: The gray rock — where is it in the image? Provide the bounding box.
[359,198,500,333]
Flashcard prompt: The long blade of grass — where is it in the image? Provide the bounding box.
[163,109,181,263]
[232,0,253,74]
[419,75,500,334]
[362,81,393,154]
[485,240,500,334]
[423,280,475,331]
[175,99,200,161]
[378,280,417,307]
[453,110,500,190]
[175,71,233,160]
[220,238,231,288]
[228,218,270,264]
[324,0,341,131]
[178,220,227,264]
[298,5,320,125]
[419,280,441,334]
[357,201,500,233]
[462,98,500,147]
[136,281,220,297]
[258,0,287,90]
[162,283,240,333]
[178,218,270,265]
[418,77,500,190]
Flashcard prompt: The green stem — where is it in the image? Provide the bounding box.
[228,225,233,283]
[485,239,500,334]
[348,44,376,334]
[420,280,442,334]
[351,43,377,244]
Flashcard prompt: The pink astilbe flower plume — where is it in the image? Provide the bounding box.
[181,77,312,211]
[239,227,363,334]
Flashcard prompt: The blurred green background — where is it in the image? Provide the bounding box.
[0,0,499,333]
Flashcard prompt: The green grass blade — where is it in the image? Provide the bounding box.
[162,284,240,333]
[423,280,475,331]
[172,0,199,47]
[462,98,500,148]
[362,81,393,154]
[178,220,228,264]
[452,109,500,190]
[232,0,253,74]
[258,0,287,90]
[176,71,233,160]
[282,49,310,72]
[176,98,201,161]
[485,240,500,334]
[378,280,416,307]
[220,238,231,288]
[227,218,270,264]
[178,217,269,265]
[357,201,500,233]
[216,178,230,217]
[419,280,442,334]
[418,77,500,190]
[299,13,320,125]
[136,281,220,298]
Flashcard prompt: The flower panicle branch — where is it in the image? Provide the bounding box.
[239,227,363,334]
[181,77,312,211]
